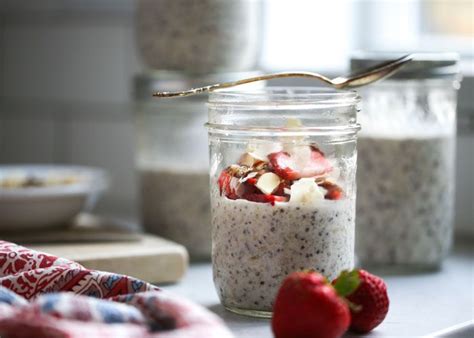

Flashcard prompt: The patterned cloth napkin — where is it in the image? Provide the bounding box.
[0,241,233,338]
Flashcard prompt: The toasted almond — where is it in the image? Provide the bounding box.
[227,164,251,178]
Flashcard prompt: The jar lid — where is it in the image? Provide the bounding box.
[134,70,265,100]
[350,52,460,80]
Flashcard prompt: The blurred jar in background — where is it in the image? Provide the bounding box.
[134,71,263,261]
[351,53,461,270]
[136,0,262,74]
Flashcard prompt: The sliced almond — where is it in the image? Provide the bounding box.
[255,172,281,195]
[239,152,258,167]
[289,177,326,205]
[227,164,251,178]
[253,161,268,171]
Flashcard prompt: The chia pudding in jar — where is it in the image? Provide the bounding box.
[141,168,211,260]
[136,0,261,74]
[134,71,264,261]
[351,53,460,270]
[207,88,360,317]
[356,131,455,267]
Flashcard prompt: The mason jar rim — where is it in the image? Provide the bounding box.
[205,123,361,136]
[208,87,360,107]
[207,87,360,136]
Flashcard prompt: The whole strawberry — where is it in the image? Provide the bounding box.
[333,269,389,333]
[272,271,350,338]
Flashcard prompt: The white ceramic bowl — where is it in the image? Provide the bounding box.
[0,165,108,231]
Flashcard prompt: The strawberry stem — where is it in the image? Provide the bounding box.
[333,270,360,297]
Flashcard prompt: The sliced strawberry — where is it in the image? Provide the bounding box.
[319,181,344,200]
[273,180,291,196]
[268,147,332,180]
[242,193,288,206]
[226,191,239,200]
[246,177,258,185]
[303,146,333,177]
[219,169,262,200]
[326,188,343,200]
[268,151,300,180]
[218,170,232,196]
[310,145,325,156]
[218,170,241,199]
[238,180,260,196]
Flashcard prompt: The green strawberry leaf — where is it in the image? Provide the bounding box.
[333,270,360,297]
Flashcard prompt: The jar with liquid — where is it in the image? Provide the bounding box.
[351,53,461,270]
[207,87,361,316]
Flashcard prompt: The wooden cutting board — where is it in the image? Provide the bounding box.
[1,214,189,284]
[29,234,189,285]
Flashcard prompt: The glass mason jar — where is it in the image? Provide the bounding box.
[136,0,262,74]
[351,53,461,270]
[134,71,263,261]
[207,88,361,317]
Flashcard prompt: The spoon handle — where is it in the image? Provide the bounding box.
[152,54,413,98]
[152,72,333,98]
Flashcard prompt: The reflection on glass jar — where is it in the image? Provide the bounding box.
[207,88,361,317]
[351,53,461,270]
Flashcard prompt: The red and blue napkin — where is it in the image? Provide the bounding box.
[0,241,232,338]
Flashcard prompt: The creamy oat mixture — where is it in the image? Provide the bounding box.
[212,193,354,311]
[140,169,211,260]
[211,143,355,312]
[356,134,455,267]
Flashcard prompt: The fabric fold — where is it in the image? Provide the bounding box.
[0,240,233,338]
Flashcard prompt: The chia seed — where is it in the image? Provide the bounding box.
[211,190,355,312]
[356,134,455,266]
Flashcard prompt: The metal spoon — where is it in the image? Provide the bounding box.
[152,54,413,98]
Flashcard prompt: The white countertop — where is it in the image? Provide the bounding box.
[160,242,474,337]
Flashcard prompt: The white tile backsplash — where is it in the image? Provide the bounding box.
[66,118,138,217]
[0,118,3,155]
[122,22,144,81]
[0,116,55,163]
[0,15,4,98]
[0,6,140,218]
[2,22,131,103]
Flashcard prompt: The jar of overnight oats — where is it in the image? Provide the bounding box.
[136,0,262,74]
[206,87,361,317]
[351,53,461,271]
[134,71,263,261]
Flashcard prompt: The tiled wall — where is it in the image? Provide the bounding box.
[0,2,472,233]
[0,2,141,218]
